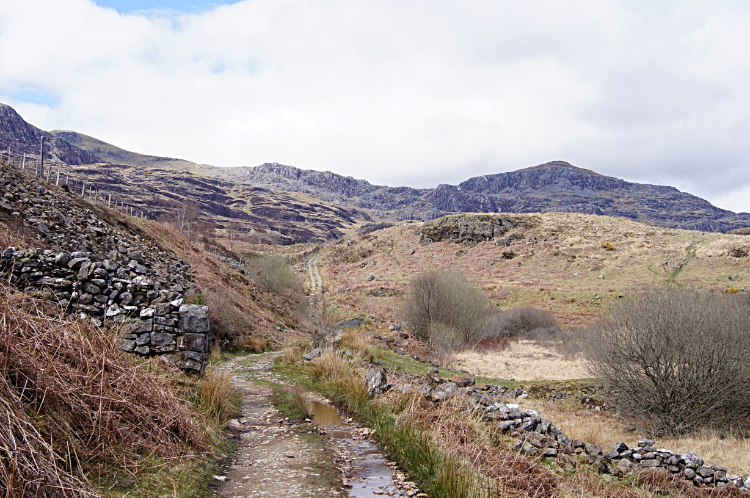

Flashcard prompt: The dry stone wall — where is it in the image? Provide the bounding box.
[0,162,210,372]
[416,368,750,491]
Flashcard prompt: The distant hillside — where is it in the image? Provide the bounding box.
[222,161,750,233]
[50,130,198,171]
[0,104,101,164]
[3,102,750,238]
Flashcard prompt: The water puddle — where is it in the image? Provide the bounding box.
[306,400,407,498]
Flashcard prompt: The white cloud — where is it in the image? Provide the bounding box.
[1,0,749,211]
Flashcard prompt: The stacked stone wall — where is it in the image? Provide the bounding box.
[0,164,211,372]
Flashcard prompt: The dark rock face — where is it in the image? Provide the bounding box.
[232,161,750,233]
[0,104,101,165]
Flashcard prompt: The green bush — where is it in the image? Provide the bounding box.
[400,271,487,345]
[584,286,750,434]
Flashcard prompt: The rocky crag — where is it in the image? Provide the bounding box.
[232,161,750,233]
[0,104,101,165]
[0,158,211,371]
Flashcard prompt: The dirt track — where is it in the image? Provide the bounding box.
[213,354,345,497]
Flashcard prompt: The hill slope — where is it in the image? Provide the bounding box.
[320,213,750,327]
[57,130,750,233]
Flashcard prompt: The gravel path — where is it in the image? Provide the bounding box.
[213,353,345,497]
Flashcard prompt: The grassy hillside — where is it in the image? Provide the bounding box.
[321,212,750,326]
[51,130,199,171]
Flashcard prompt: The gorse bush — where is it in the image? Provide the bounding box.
[400,270,487,345]
[584,286,750,435]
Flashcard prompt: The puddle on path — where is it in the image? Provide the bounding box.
[306,400,407,498]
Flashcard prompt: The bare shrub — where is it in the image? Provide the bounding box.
[428,322,464,352]
[480,307,560,343]
[246,253,297,294]
[204,290,247,343]
[584,286,750,435]
[400,270,487,344]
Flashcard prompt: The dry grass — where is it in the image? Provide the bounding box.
[0,283,212,495]
[236,334,271,353]
[339,329,375,359]
[319,213,750,327]
[452,341,589,381]
[520,399,634,450]
[660,432,750,477]
[279,336,312,363]
[197,369,238,425]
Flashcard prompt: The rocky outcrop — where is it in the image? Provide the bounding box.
[418,214,527,245]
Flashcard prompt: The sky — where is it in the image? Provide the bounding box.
[1,1,750,213]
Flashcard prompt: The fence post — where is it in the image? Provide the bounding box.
[40,136,45,179]
[56,168,60,186]
[81,181,85,196]
[21,153,25,171]
[108,194,111,208]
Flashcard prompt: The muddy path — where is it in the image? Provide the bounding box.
[213,353,415,498]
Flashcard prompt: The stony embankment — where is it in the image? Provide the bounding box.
[409,367,749,491]
[0,163,211,371]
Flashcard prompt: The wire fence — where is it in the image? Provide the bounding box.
[0,146,152,220]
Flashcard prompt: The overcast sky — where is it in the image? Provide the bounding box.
[1,1,750,213]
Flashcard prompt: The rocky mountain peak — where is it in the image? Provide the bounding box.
[0,103,101,165]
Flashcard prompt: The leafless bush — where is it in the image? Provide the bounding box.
[246,253,298,294]
[400,270,487,344]
[480,307,560,343]
[584,286,750,435]
[428,322,465,352]
[205,289,247,343]
[555,326,588,359]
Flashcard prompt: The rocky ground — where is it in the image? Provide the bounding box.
[214,353,423,498]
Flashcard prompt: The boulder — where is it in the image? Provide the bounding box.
[448,373,475,387]
[302,347,325,361]
[431,382,458,401]
[365,367,388,396]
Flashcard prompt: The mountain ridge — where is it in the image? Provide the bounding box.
[1,104,749,237]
